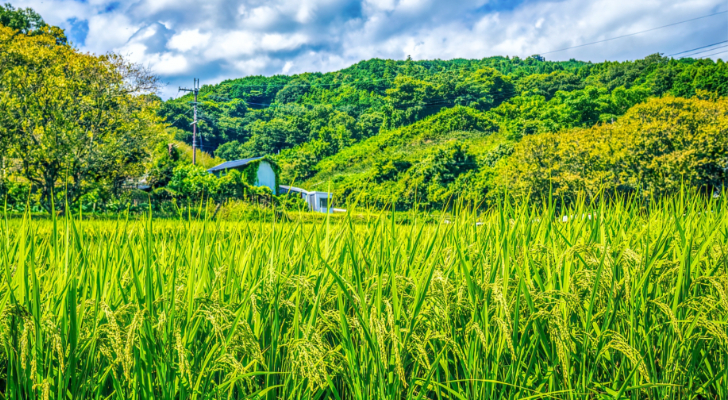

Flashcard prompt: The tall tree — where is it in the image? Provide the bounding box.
[0,24,163,210]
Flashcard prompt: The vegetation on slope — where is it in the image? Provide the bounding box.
[302,106,502,207]
[503,96,728,203]
[303,96,728,209]
[161,53,728,208]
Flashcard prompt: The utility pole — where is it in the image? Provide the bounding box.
[179,78,200,165]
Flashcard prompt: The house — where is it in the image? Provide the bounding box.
[280,185,334,213]
[207,157,278,194]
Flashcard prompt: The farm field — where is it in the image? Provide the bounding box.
[1,194,727,400]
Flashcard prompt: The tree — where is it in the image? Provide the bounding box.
[383,76,437,128]
[0,3,66,43]
[246,118,302,155]
[501,96,728,203]
[1,3,44,32]
[452,68,515,110]
[517,71,583,100]
[148,142,181,188]
[0,24,164,210]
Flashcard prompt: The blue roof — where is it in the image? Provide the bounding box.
[207,157,264,173]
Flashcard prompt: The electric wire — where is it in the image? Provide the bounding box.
[677,43,728,58]
[172,10,728,96]
[185,69,474,93]
[668,40,728,56]
[240,89,519,110]
[541,10,728,55]
[691,48,728,59]
[167,107,193,128]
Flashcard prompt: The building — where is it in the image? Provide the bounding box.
[207,157,278,194]
[280,185,334,213]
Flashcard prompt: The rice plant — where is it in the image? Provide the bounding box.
[1,192,727,399]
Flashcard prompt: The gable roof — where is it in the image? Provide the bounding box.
[207,157,264,173]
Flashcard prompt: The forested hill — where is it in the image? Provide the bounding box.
[159,54,728,207]
[160,55,589,154]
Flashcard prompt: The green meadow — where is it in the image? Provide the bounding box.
[1,193,727,400]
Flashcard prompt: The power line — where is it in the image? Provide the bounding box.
[168,10,728,134]
[173,10,728,100]
[668,40,728,56]
[541,10,728,55]
[678,43,728,58]
[691,48,728,59]
[183,70,471,92]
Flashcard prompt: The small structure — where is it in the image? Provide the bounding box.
[280,185,334,213]
[124,175,151,192]
[208,157,278,194]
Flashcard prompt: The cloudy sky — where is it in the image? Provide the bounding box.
[13,0,727,99]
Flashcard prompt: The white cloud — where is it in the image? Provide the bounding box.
[232,57,269,75]
[261,33,309,51]
[364,0,398,12]
[204,31,259,59]
[282,61,294,73]
[117,42,148,64]
[150,53,190,75]
[244,6,281,29]
[168,29,211,52]
[84,13,139,54]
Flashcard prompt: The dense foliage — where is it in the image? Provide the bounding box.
[2,194,727,399]
[0,15,164,211]
[161,54,728,208]
[502,96,728,203]
[160,56,589,158]
[0,3,65,42]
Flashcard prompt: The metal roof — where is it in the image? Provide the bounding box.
[280,185,309,194]
[207,157,264,173]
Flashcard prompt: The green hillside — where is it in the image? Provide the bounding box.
[300,106,506,208]
[305,95,728,209]
[160,54,728,207]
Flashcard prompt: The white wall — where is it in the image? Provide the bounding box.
[309,192,332,213]
[256,161,277,194]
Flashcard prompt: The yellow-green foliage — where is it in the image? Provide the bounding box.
[501,96,728,203]
[173,140,225,170]
[0,24,164,208]
[1,193,727,399]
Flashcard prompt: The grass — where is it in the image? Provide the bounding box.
[0,192,727,399]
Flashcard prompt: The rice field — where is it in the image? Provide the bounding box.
[1,194,727,399]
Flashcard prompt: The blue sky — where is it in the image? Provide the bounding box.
[13,0,727,99]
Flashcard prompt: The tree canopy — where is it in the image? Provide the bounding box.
[0,3,66,43]
[0,20,163,209]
